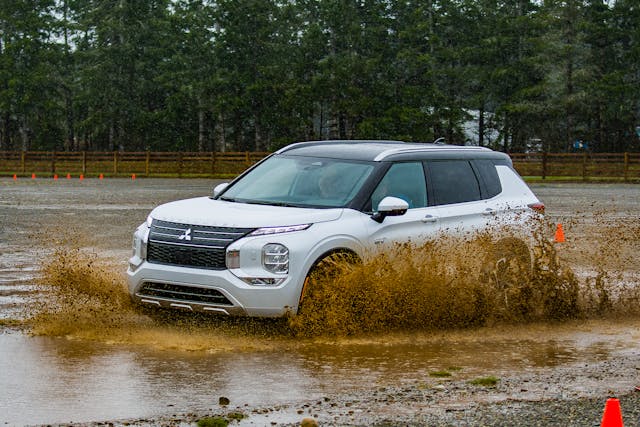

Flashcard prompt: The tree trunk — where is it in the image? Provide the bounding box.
[65,90,75,152]
[254,116,262,151]
[565,20,575,153]
[338,113,347,139]
[478,104,485,147]
[503,116,510,153]
[215,113,226,153]
[19,120,29,151]
[198,108,205,152]
[1,112,10,150]
[109,124,115,152]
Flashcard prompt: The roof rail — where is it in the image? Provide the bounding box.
[276,139,407,154]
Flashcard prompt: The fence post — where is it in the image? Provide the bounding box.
[211,151,216,177]
[541,152,547,180]
[145,151,150,177]
[113,151,118,175]
[582,152,588,181]
[51,151,56,175]
[178,152,183,177]
[245,151,250,163]
[21,151,26,174]
[82,151,87,174]
[624,152,629,182]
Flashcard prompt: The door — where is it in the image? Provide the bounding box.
[366,162,441,247]
[425,159,496,234]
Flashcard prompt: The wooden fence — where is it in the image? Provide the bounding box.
[0,150,639,181]
[0,151,270,178]
[509,152,640,181]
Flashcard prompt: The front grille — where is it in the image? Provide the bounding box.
[147,242,227,269]
[147,220,255,269]
[137,282,233,305]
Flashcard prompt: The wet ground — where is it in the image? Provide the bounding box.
[1,178,639,426]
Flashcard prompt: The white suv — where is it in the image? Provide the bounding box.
[128,140,543,317]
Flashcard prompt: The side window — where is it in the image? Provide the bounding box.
[370,162,427,210]
[428,160,481,205]
[473,159,502,198]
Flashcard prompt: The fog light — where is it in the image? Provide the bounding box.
[240,277,286,287]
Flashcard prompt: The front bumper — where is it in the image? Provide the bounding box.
[127,260,300,317]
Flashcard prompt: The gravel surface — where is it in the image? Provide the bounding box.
[64,347,640,426]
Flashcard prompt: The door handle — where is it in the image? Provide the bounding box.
[422,215,438,223]
[374,238,386,244]
[482,208,496,216]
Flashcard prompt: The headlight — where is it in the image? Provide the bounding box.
[250,224,310,236]
[132,229,148,260]
[129,226,148,271]
[262,243,289,274]
[146,215,153,227]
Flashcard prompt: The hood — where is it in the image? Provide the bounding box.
[149,197,343,228]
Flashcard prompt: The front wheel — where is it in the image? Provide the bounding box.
[297,251,358,314]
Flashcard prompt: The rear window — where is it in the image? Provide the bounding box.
[427,160,481,205]
[473,159,502,198]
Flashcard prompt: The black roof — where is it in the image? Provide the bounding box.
[277,140,509,163]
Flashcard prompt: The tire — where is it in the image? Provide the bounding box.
[297,251,358,314]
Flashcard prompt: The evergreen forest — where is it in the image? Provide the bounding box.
[1,0,639,153]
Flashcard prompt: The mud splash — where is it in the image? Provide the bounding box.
[289,229,627,336]
[29,219,640,346]
[31,246,292,351]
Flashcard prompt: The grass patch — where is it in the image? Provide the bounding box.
[197,417,228,427]
[468,376,499,387]
[429,370,452,378]
[227,412,246,421]
[196,413,246,426]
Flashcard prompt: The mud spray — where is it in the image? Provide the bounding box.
[28,218,640,349]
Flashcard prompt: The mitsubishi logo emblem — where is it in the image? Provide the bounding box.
[178,228,192,241]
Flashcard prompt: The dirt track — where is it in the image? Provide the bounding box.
[1,179,639,426]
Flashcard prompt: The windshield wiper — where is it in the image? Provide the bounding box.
[219,196,237,202]
[243,200,302,208]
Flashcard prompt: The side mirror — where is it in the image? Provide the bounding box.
[371,196,409,223]
[212,182,229,198]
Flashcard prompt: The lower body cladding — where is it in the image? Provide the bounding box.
[127,262,301,317]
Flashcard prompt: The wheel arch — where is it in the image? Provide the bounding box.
[296,247,361,313]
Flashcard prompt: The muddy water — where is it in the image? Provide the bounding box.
[1,179,639,425]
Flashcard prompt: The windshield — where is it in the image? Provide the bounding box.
[220,155,375,208]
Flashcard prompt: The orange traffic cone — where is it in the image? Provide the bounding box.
[53,174,58,180]
[99,173,104,180]
[79,174,84,181]
[13,174,17,180]
[131,173,136,180]
[66,173,71,179]
[554,223,566,243]
[31,173,36,179]
[601,398,623,427]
